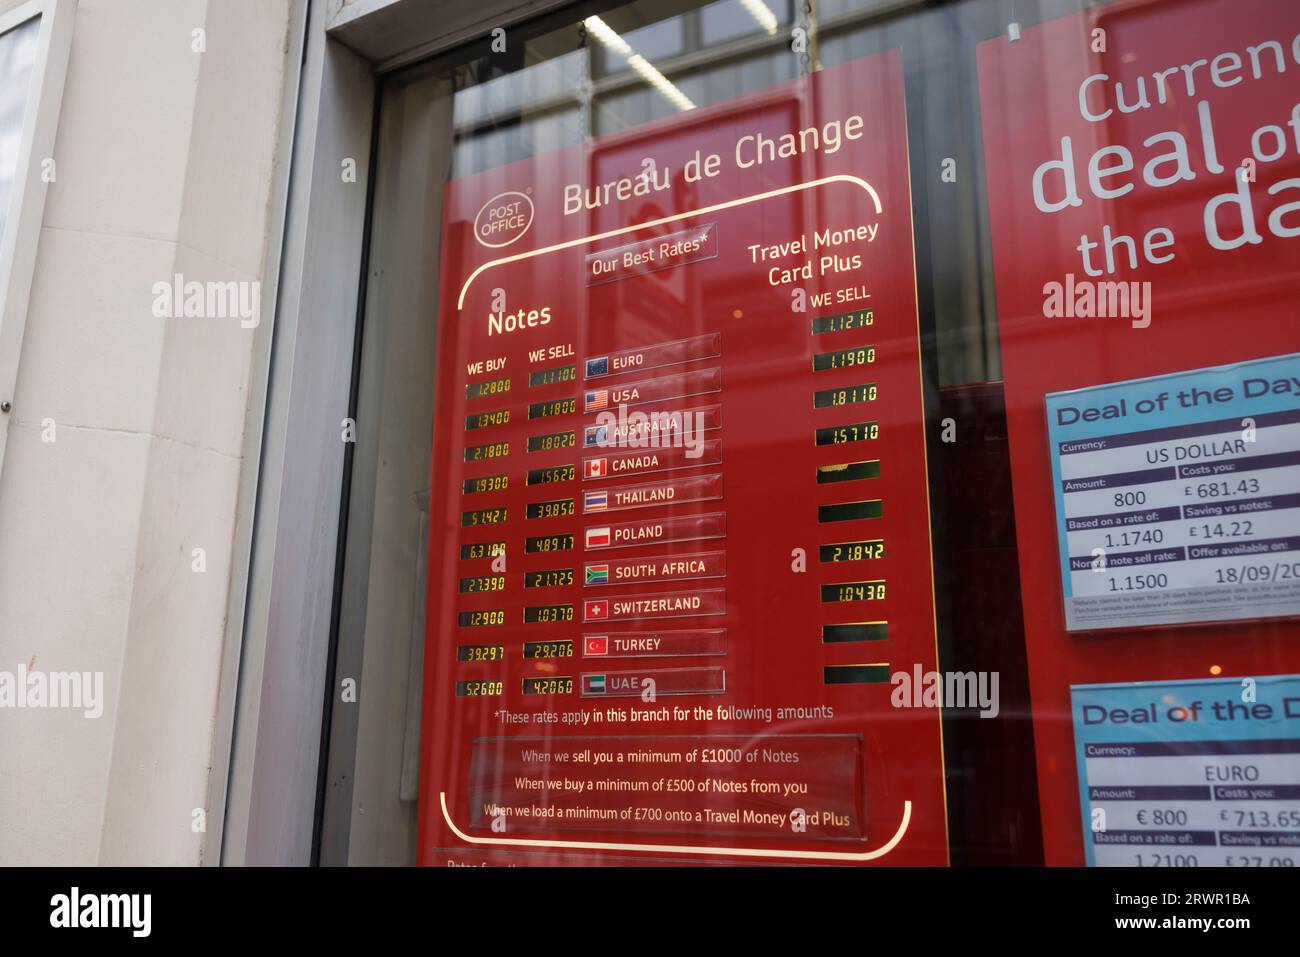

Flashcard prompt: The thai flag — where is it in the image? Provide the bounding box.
[584,490,607,512]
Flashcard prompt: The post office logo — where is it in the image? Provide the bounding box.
[474,190,534,248]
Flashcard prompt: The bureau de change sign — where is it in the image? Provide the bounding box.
[418,50,948,866]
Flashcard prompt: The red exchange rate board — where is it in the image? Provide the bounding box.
[418,50,948,866]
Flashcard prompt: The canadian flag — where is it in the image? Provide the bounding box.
[585,458,608,479]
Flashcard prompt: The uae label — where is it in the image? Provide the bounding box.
[578,666,726,698]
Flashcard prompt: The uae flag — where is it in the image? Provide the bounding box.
[583,673,607,694]
[585,526,610,548]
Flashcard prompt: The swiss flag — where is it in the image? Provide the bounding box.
[585,457,608,478]
[584,636,609,656]
[585,599,609,620]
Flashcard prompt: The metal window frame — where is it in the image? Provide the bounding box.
[0,0,76,479]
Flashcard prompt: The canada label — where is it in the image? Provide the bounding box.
[582,439,722,480]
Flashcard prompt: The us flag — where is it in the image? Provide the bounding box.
[584,389,608,411]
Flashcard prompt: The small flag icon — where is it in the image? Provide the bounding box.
[586,356,609,378]
[585,599,609,620]
[586,526,611,548]
[585,458,608,479]
[585,563,609,585]
[584,636,609,656]
[584,389,608,412]
[584,490,608,512]
[584,425,608,447]
[583,673,607,694]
